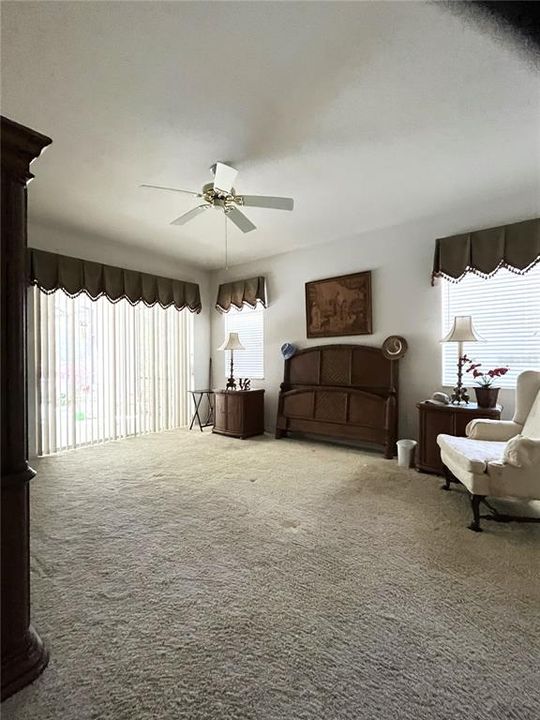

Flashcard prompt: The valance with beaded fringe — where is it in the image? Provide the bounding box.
[28,248,202,313]
[432,218,540,285]
[215,276,266,313]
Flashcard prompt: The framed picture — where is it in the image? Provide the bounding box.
[305,271,372,338]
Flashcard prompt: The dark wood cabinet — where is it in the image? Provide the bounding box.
[1,117,51,699]
[213,390,265,439]
[417,401,501,475]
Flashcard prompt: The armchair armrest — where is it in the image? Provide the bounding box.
[466,419,521,442]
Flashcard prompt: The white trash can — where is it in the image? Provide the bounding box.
[397,439,417,468]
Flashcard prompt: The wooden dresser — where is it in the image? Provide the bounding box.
[417,401,502,475]
[213,389,265,439]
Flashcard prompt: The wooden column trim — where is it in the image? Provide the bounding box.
[1,116,52,701]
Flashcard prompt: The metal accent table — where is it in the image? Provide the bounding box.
[188,390,214,431]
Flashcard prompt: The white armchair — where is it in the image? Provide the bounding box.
[437,370,540,531]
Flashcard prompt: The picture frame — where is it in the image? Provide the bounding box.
[305,271,372,338]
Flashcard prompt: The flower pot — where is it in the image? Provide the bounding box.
[474,386,500,409]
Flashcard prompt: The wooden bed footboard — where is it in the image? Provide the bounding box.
[275,344,400,458]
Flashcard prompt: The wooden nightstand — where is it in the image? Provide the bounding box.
[213,389,265,439]
[416,401,502,475]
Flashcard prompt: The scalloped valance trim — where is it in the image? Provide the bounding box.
[28,248,202,313]
[432,256,540,285]
[431,218,540,285]
[215,276,266,313]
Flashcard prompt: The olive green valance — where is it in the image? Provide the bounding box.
[28,249,202,313]
[432,218,540,284]
[215,276,266,313]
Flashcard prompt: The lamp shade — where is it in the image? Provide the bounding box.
[441,315,484,343]
[218,332,245,351]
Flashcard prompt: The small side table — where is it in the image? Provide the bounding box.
[417,401,502,475]
[213,389,264,439]
[188,390,214,432]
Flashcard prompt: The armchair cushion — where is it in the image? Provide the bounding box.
[437,434,506,474]
[486,459,540,500]
[502,434,540,468]
[465,419,521,442]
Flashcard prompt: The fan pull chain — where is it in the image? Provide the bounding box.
[224,210,228,270]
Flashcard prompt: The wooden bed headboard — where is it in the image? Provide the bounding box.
[275,343,401,458]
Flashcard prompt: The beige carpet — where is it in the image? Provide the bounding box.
[3,430,540,720]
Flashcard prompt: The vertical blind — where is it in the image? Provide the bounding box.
[33,287,193,455]
[223,304,264,379]
[441,265,540,388]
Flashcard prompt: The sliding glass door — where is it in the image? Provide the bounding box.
[32,287,193,455]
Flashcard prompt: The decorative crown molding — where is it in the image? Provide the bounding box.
[1,116,52,183]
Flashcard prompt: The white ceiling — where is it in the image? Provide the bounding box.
[2,1,539,270]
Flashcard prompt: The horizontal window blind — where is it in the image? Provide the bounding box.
[223,304,264,379]
[441,266,540,388]
[33,287,193,455]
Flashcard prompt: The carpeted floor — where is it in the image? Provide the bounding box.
[3,430,540,720]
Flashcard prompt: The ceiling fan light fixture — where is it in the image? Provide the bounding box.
[213,162,238,194]
[141,161,294,264]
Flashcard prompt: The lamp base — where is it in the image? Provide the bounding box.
[450,386,470,404]
[225,352,237,391]
[450,349,469,404]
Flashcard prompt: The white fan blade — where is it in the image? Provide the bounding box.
[213,162,238,194]
[226,206,256,233]
[141,184,202,197]
[239,195,294,211]
[170,204,209,226]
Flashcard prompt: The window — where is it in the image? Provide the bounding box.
[33,288,194,455]
[223,304,264,379]
[441,265,540,388]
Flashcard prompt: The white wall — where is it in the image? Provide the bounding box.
[27,220,212,455]
[211,200,533,440]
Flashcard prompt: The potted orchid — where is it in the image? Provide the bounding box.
[463,356,509,408]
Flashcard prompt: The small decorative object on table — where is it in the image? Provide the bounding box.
[440,315,484,404]
[239,378,251,391]
[429,391,450,405]
[464,358,509,408]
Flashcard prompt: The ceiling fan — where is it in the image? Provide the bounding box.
[141,161,294,234]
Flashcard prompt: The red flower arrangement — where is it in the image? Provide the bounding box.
[463,356,509,387]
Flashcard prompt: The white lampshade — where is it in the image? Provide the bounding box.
[441,315,484,343]
[218,332,245,351]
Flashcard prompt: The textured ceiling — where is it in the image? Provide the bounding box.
[2,1,539,269]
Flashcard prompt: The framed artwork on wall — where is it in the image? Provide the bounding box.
[305,271,372,338]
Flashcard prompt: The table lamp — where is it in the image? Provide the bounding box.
[441,315,484,404]
[218,332,245,391]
